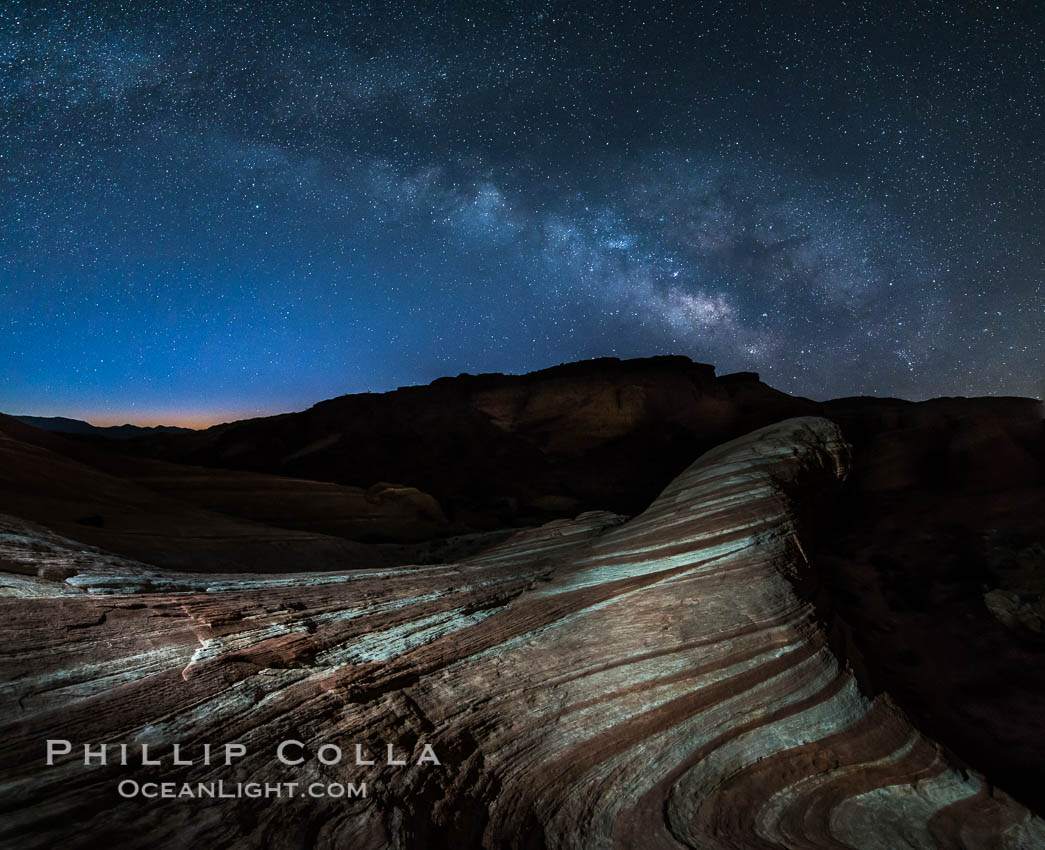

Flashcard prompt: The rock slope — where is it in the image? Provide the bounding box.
[0,413,452,573]
[2,417,1040,849]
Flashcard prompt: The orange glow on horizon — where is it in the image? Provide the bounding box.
[79,407,289,430]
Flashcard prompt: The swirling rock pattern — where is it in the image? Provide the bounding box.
[1,417,1040,849]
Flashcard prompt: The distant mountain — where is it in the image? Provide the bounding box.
[10,415,195,440]
[108,356,807,527]
[103,354,1045,530]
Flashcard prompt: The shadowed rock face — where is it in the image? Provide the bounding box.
[2,418,1041,849]
[104,356,1043,538]
[111,357,810,528]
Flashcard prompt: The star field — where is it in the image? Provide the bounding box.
[1,1,1042,425]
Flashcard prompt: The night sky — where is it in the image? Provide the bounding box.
[2,1,1042,425]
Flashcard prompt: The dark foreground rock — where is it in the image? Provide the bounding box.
[1,418,1042,849]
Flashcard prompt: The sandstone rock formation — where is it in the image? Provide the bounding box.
[3,356,1044,823]
[2,418,1041,849]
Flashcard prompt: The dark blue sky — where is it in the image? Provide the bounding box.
[2,1,1042,425]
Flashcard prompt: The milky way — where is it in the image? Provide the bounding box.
[1,1,1041,424]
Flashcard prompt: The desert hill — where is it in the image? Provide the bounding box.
[96,356,1044,530]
